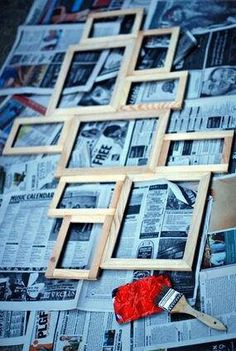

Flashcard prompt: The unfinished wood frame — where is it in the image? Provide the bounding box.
[209,174,236,232]
[3,116,72,155]
[48,174,126,217]
[127,27,180,75]
[81,8,144,43]
[119,71,188,111]
[46,39,135,116]
[46,214,113,280]
[156,130,234,173]
[101,172,211,271]
[55,109,170,177]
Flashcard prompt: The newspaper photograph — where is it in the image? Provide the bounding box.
[173,25,236,99]
[0,94,48,154]
[95,48,124,82]
[13,122,63,148]
[68,118,157,168]
[59,77,116,108]
[0,272,82,311]
[145,0,236,32]
[202,227,236,269]
[135,34,170,70]
[58,183,113,210]
[166,138,223,166]
[63,50,109,94]
[173,30,198,68]
[0,24,84,96]
[0,94,47,135]
[3,155,59,194]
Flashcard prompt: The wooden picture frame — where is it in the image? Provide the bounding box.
[101,172,211,271]
[48,174,126,217]
[157,130,234,173]
[46,39,135,116]
[3,116,72,155]
[127,27,180,75]
[81,8,144,43]
[119,71,188,111]
[45,214,113,280]
[55,109,169,177]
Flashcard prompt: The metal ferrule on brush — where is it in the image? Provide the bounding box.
[155,287,183,312]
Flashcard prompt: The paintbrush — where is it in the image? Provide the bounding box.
[155,286,227,331]
[113,276,227,331]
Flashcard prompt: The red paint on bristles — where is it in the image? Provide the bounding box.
[112,275,172,324]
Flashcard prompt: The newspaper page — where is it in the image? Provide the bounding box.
[145,0,236,32]
[25,0,124,25]
[0,189,55,271]
[0,184,113,271]
[23,310,59,351]
[0,271,82,311]
[127,79,178,105]
[175,25,236,99]
[132,198,215,351]
[78,179,205,312]
[0,24,84,96]
[202,227,236,269]
[55,310,130,351]
[0,94,48,154]
[0,184,114,310]
[24,309,131,351]
[0,189,80,310]
[62,50,110,94]
[167,338,236,351]
[59,47,124,108]
[199,265,236,344]
[0,311,27,346]
[123,0,153,12]
[132,211,234,351]
[166,138,223,166]
[68,118,157,168]
[13,122,63,148]
[3,154,59,194]
[168,95,236,134]
[167,95,236,173]
[115,179,197,261]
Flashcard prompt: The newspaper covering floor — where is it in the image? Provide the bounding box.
[0,0,236,350]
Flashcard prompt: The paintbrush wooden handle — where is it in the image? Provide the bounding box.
[172,296,226,331]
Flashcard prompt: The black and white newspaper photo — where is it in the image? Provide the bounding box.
[68,118,157,168]
[0,24,85,96]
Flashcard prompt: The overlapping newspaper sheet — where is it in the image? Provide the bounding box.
[0,24,84,96]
